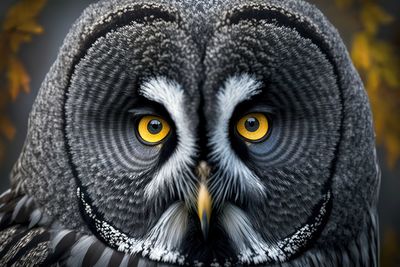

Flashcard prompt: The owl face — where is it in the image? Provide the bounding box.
[64,2,342,265]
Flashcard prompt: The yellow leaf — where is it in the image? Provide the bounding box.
[0,0,48,166]
[16,20,44,34]
[7,57,31,101]
[361,6,379,35]
[0,115,16,141]
[370,41,392,64]
[366,68,380,94]
[381,67,400,88]
[3,0,47,31]
[361,3,393,35]
[368,3,394,25]
[352,33,371,70]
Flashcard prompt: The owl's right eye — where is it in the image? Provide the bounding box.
[136,115,171,145]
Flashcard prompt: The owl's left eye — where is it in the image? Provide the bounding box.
[236,113,270,142]
[136,115,171,145]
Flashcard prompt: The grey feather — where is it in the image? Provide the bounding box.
[51,230,73,251]
[66,236,97,267]
[28,209,42,229]
[93,247,114,267]
[11,195,28,221]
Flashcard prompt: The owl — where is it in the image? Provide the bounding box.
[0,0,380,266]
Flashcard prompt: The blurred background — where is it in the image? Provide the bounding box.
[0,0,399,265]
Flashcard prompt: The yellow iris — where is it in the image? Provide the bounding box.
[236,113,270,142]
[137,115,171,145]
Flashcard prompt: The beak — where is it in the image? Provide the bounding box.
[196,161,212,240]
[197,183,212,240]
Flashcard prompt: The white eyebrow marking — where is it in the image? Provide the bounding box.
[209,74,266,204]
[139,77,197,203]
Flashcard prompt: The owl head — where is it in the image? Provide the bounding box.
[11,0,380,265]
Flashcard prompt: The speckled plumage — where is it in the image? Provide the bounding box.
[1,0,379,266]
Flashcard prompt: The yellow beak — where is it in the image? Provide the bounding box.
[197,183,212,240]
[196,161,212,240]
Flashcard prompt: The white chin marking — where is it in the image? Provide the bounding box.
[119,202,188,264]
[139,77,197,203]
[78,186,188,264]
[220,203,286,264]
[220,191,332,265]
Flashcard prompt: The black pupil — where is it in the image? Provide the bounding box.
[245,117,260,132]
[147,119,163,134]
